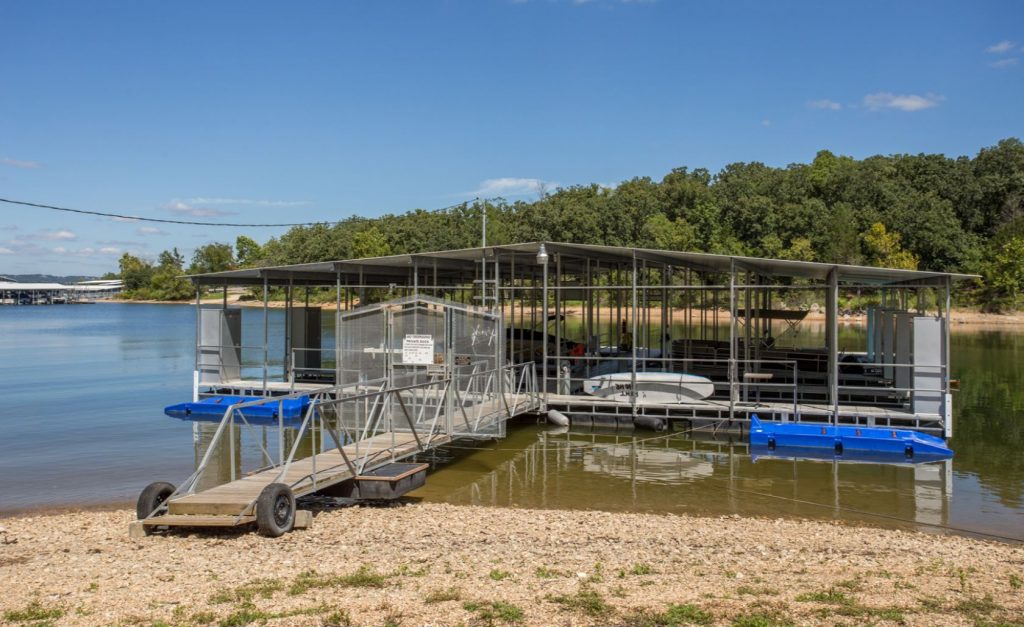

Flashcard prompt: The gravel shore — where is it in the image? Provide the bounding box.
[1,503,1021,626]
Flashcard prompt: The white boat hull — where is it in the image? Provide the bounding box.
[583,372,715,404]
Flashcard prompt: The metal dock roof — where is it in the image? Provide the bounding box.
[188,241,977,288]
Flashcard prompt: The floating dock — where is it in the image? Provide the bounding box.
[135,241,972,536]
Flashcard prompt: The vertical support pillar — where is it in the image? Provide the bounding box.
[262,274,269,395]
[631,252,639,417]
[335,270,342,387]
[413,258,419,299]
[828,268,840,426]
[585,258,592,379]
[494,253,504,408]
[509,254,516,368]
[554,253,562,393]
[661,265,669,364]
[285,278,293,382]
[944,275,953,438]
[541,249,549,408]
[595,259,602,358]
[728,260,737,420]
[193,284,201,403]
[743,270,751,402]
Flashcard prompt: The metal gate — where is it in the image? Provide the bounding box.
[337,295,510,439]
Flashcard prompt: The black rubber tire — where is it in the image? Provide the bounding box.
[256,483,295,537]
[136,481,176,520]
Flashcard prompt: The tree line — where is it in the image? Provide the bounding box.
[116,138,1024,310]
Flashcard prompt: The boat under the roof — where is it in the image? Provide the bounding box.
[583,372,715,404]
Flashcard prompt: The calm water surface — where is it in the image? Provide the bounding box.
[0,304,1021,542]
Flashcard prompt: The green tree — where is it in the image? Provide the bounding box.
[220,137,1023,310]
[235,236,263,268]
[861,223,919,270]
[812,203,861,264]
[150,247,192,300]
[643,213,697,251]
[188,243,235,274]
[351,225,392,258]
[118,253,154,292]
[981,237,1024,312]
[781,236,816,262]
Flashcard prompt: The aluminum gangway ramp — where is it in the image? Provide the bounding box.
[135,368,538,536]
[134,297,539,536]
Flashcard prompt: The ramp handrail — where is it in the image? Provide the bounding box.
[146,363,540,520]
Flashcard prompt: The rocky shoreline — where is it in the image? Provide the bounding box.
[1,503,1022,626]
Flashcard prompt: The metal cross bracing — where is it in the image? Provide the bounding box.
[137,296,540,535]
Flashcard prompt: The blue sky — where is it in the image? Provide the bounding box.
[1,0,1021,275]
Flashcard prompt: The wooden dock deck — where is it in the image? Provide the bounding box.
[147,431,448,526]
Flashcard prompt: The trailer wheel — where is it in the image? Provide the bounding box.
[136,481,176,520]
[256,483,295,537]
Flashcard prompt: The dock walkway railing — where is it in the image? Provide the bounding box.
[147,362,538,519]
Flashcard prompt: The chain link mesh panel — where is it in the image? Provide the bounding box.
[337,296,508,440]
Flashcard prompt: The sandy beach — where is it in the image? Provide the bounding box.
[1,503,1021,626]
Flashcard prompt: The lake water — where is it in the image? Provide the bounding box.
[0,303,1021,542]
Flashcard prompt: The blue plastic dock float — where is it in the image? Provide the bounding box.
[164,395,311,423]
[749,444,952,465]
[748,414,953,459]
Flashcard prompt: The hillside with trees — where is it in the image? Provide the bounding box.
[118,138,1024,310]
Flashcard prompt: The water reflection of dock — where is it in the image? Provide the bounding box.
[434,427,951,532]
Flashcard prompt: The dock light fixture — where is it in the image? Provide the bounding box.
[536,243,549,265]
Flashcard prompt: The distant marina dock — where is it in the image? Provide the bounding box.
[0,278,123,305]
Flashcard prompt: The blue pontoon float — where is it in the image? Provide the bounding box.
[164,395,311,424]
[749,414,953,459]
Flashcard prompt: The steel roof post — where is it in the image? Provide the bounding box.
[631,251,638,418]
[829,267,840,427]
[729,259,737,421]
[262,274,269,396]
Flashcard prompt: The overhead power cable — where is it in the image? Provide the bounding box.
[0,197,481,228]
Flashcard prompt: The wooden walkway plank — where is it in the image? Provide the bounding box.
[160,391,535,521]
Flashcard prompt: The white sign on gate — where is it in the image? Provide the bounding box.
[402,334,435,365]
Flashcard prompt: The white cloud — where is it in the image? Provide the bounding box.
[50,245,121,257]
[112,216,139,223]
[808,99,842,110]
[761,119,772,127]
[469,177,559,197]
[862,92,944,112]
[137,226,165,235]
[185,197,308,207]
[1,157,41,169]
[987,40,1016,54]
[0,247,13,254]
[162,201,236,217]
[990,57,1019,68]
[29,229,77,241]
